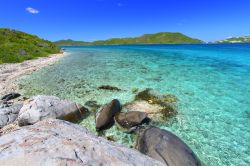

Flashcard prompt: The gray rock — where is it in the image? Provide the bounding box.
[18,96,88,126]
[114,111,149,130]
[0,104,23,128]
[0,119,164,166]
[96,99,121,131]
[136,127,201,166]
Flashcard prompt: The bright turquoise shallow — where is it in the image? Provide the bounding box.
[18,44,250,166]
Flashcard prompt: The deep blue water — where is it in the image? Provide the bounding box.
[19,44,250,166]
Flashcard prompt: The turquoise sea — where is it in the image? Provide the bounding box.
[18,44,250,166]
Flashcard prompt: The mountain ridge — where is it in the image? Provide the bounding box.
[54,32,203,46]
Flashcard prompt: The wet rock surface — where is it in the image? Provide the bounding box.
[136,127,201,166]
[114,111,149,131]
[0,119,164,166]
[18,95,88,126]
[96,99,121,131]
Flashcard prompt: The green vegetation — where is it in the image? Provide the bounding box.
[54,32,203,46]
[54,39,89,46]
[0,28,60,64]
[213,36,250,43]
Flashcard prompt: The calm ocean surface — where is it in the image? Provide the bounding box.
[18,44,250,166]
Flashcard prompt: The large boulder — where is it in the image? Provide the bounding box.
[96,99,121,131]
[0,119,164,166]
[136,127,201,166]
[17,96,88,126]
[114,111,149,132]
[0,104,23,128]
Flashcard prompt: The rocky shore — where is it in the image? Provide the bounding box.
[0,53,65,96]
[0,92,201,166]
[0,57,201,166]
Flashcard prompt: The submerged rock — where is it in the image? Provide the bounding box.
[17,96,88,126]
[0,104,23,128]
[136,127,201,166]
[1,93,21,101]
[96,99,121,131]
[125,101,176,122]
[98,85,121,91]
[126,89,178,122]
[0,119,164,166]
[135,88,177,105]
[114,111,149,131]
[84,100,101,111]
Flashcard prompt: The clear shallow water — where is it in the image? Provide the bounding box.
[18,44,250,166]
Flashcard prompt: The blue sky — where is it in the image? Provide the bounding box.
[1,0,250,42]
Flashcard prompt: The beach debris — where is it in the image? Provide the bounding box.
[18,95,88,126]
[98,85,121,91]
[136,127,201,166]
[95,99,121,131]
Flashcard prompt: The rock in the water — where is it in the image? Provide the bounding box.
[98,85,121,91]
[0,119,164,166]
[136,127,201,166]
[96,99,121,131]
[0,104,23,128]
[125,101,176,122]
[84,100,101,111]
[125,89,178,122]
[1,93,21,101]
[135,88,177,105]
[17,96,88,126]
[114,111,149,130]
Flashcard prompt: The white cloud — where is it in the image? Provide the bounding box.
[26,7,39,14]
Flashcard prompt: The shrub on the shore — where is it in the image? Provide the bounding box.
[0,28,60,64]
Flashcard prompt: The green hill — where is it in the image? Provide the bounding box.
[0,28,60,64]
[54,39,89,46]
[55,32,203,46]
[213,36,250,43]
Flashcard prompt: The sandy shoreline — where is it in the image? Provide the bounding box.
[0,53,66,96]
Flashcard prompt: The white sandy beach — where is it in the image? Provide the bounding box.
[0,53,65,96]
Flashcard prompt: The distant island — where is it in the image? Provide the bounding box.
[54,32,203,46]
[0,28,60,64]
[213,36,250,43]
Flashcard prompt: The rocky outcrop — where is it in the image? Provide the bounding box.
[0,104,23,128]
[125,89,177,122]
[18,96,88,126]
[0,119,164,166]
[98,85,121,91]
[136,127,201,166]
[114,111,149,132]
[96,99,121,131]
